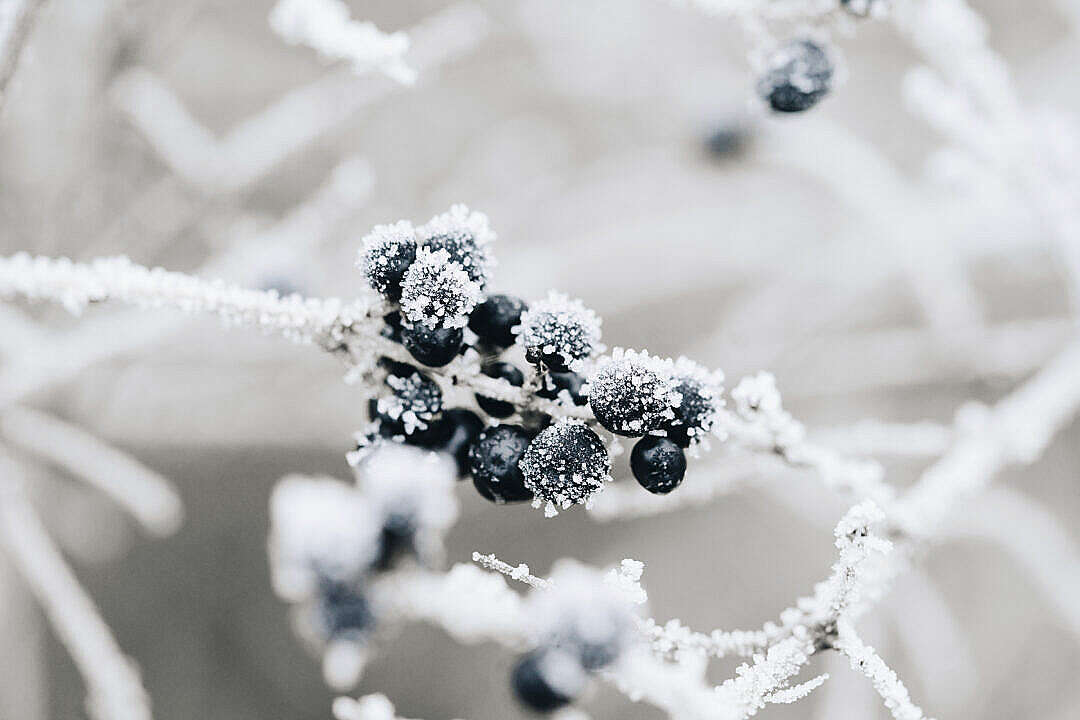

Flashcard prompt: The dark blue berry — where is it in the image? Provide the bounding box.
[401,323,464,367]
[536,371,587,406]
[757,39,833,113]
[424,232,487,286]
[630,436,687,494]
[468,424,534,504]
[469,294,527,348]
[440,408,485,477]
[511,651,576,713]
[381,311,405,344]
[519,421,610,509]
[371,513,416,571]
[476,361,524,419]
[362,231,416,301]
[319,580,374,637]
[664,376,716,448]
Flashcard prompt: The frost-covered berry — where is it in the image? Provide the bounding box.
[664,357,723,447]
[318,580,374,638]
[469,294,527,348]
[516,292,602,372]
[468,424,534,504]
[588,349,680,437]
[440,408,485,477]
[519,419,611,515]
[400,248,483,329]
[371,513,416,571]
[417,204,496,287]
[757,39,833,113]
[476,361,524,419]
[357,221,417,301]
[378,370,443,434]
[401,322,464,367]
[631,435,687,494]
[536,370,587,406]
[511,649,583,713]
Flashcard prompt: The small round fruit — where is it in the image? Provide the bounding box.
[588,349,679,437]
[400,248,482,329]
[516,291,601,372]
[417,204,495,287]
[468,424,534,503]
[519,420,611,513]
[664,359,722,447]
[475,361,524,419]
[357,221,416,301]
[381,370,443,431]
[511,650,582,714]
[469,294,527,348]
[401,323,464,367]
[757,39,833,113]
[631,436,687,495]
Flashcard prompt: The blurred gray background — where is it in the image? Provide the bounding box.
[1,0,1079,718]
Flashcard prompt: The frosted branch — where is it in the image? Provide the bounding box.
[1,406,183,536]
[0,471,151,720]
[834,621,936,720]
[471,551,552,589]
[270,0,415,84]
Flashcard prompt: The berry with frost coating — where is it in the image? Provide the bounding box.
[357,221,417,301]
[468,424,534,503]
[631,435,687,494]
[588,349,680,437]
[469,294,527,348]
[371,513,416,571]
[476,361,524,419]
[400,248,482,329]
[519,419,611,514]
[663,357,723,447]
[536,370,587,406]
[318,580,374,637]
[401,322,464,367]
[511,649,583,713]
[417,204,495,287]
[757,39,833,113]
[516,291,602,372]
[378,370,443,434]
[440,408,485,477]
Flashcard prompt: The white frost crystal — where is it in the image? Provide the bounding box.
[519,418,612,516]
[588,348,680,436]
[400,248,483,329]
[417,204,496,287]
[357,221,417,298]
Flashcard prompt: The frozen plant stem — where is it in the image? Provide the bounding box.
[0,474,151,720]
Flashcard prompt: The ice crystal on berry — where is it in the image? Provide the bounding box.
[516,291,602,372]
[417,204,495,287]
[378,370,443,434]
[519,419,612,516]
[399,248,483,329]
[588,348,681,437]
[357,221,417,301]
[757,39,834,113]
[665,356,724,448]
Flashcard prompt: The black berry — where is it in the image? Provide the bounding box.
[469,294,527,348]
[318,580,374,637]
[401,322,464,367]
[476,361,524,418]
[757,39,833,113]
[371,513,416,571]
[418,205,495,287]
[588,349,679,437]
[358,222,417,301]
[468,424,534,504]
[664,378,719,448]
[536,371,587,406]
[511,651,579,713]
[519,420,611,513]
[440,408,485,477]
[516,292,601,372]
[381,370,443,430]
[631,435,687,494]
[400,248,482,329]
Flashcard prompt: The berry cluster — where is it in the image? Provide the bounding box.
[269,445,459,687]
[358,207,725,516]
[511,563,637,713]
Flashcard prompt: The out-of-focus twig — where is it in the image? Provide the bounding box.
[0,0,47,112]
